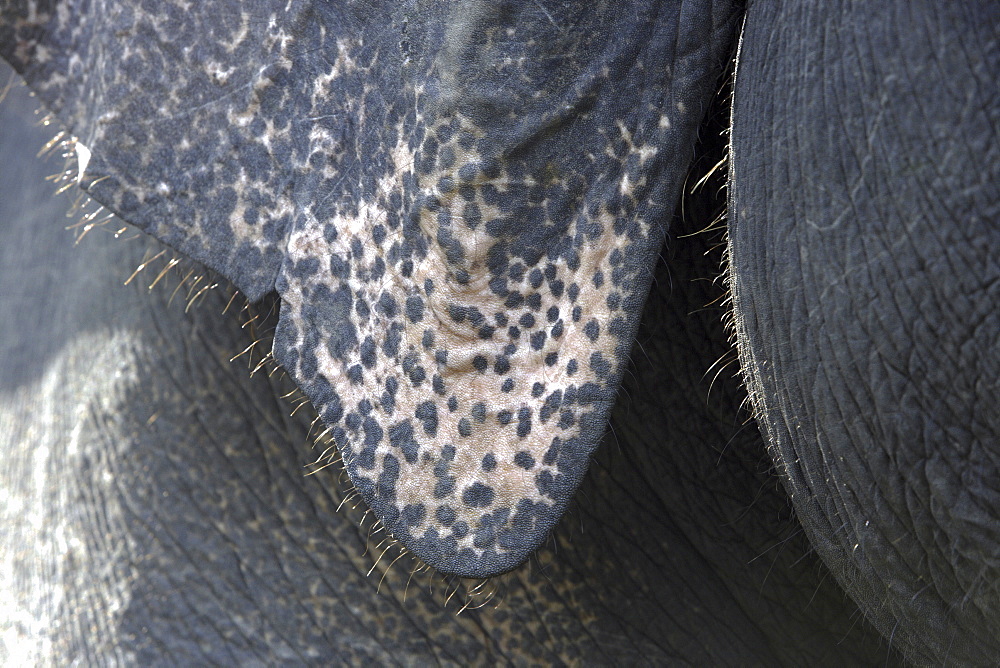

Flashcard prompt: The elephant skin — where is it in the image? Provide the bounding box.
[1,0,996,664]
[729,3,1000,664]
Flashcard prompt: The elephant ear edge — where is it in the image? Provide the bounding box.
[1,0,743,577]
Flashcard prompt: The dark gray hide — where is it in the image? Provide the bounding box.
[1,0,740,577]
[729,2,1000,664]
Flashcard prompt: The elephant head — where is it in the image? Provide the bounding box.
[0,0,996,664]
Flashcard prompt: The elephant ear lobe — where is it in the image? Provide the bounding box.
[264,4,738,578]
[2,2,740,578]
[0,2,299,300]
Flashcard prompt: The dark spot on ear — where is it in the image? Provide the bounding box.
[466,308,485,327]
[348,364,363,383]
[505,292,524,309]
[377,292,398,318]
[514,452,535,470]
[389,422,419,464]
[407,364,426,385]
[344,412,361,431]
[482,454,497,471]
[536,470,556,499]
[517,408,532,438]
[354,297,370,320]
[370,257,386,281]
[360,336,376,367]
[401,503,426,527]
[382,322,402,357]
[313,285,357,359]
[590,351,611,379]
[435,478,456,498]
[494,356,511,374]
[436,506,457,526]
[436,176,455,193]
[462,482,495,508]
[473,528,495,550]
[577,383,606,405]
[377,454,400,500]
[458,163,478,182]
[415,401,438,436]
[406,295,425,322]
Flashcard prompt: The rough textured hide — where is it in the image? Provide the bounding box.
[0,67,899,665]
[729,2,1000,664]
[4,1,997,664]
[0,0,741,576]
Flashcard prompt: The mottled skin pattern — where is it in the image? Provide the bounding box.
[1,0,997,665]
[0,74,899,664]
[1,0,738,577]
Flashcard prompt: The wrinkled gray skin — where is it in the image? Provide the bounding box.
[729,4,999,663]
[1,1,997,665]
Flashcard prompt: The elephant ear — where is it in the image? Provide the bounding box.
[1,1,738,577]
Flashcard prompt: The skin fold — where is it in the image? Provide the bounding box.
[0,63,896,665]
[728,2,999,663]
[0,0,996,664]
[1,0,747,579]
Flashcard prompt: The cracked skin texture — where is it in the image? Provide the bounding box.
[0,0,740,576]
[0,67,899,663]
[2,1,997,664]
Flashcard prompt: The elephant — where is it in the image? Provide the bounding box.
[0,0,996,664]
